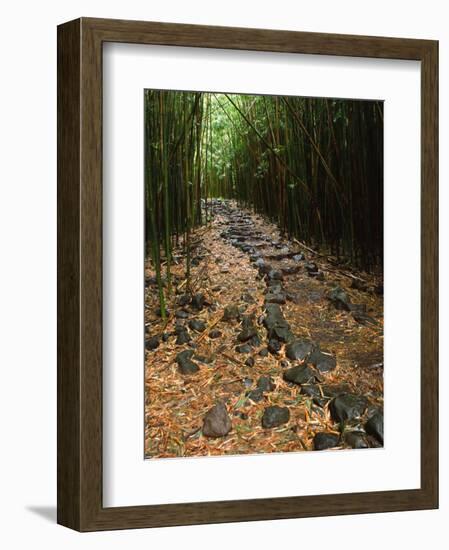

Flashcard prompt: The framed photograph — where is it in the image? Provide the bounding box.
[57,17,438,531]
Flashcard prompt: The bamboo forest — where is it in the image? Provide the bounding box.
[144,90,384,459]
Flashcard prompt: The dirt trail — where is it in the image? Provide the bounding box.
[144,199,383,458]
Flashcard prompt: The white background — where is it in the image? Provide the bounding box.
[103,44,421,506]
[0,0,447,548]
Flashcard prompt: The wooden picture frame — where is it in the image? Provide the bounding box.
[57,17,438,531]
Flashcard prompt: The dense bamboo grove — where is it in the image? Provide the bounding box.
[144,90,383,316]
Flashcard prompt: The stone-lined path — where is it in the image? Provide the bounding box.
[145,199,383,458]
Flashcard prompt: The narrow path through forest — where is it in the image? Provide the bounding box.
[145,199,383,458]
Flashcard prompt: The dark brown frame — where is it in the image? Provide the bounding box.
[57,17,438,532]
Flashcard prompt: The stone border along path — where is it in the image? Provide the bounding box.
[145,198,384,457]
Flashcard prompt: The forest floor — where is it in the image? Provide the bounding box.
[144,199,384,458]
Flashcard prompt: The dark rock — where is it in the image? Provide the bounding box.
[146,275,157,286]
[266,286,283,299]
[162,332,170,342]
[330,394,368,424]
[269,325,295,343]
[254,258,266,269]
[245,357,255,367]
[366,362,384,370]
[258,263,273,275]
[308,349,337,372]
[367,403,381,418]
[176,350,199,374]
[281,265,300,275]
[374,284,384,296]
[177,294,191,306]
[175,309,190,319]
[191,293,206,310]
[265,293,287,304]
[262,406,290,428]
[202,401,232,437]
[307,270,319,278]
[263,303,283,324]
[259,348,269,357]
[189,319,206,332]
[305,262,318,272]
[194,354,213,364]
[241,313,256,328]
[247,388,264,402]
[285,340,314,361]
[313,432,340,451]
[267,269,284,281]
[145,336,160,351]
[300,384,328,407]
[351,279,368,292]
[241,292,255,303]
[147,275,167,287]
[236,344,252,354]
[248,334,262,347]
[349,303,367,314]
[266,278,283,289]
[243,378,253,389]
[238,326,258,342]
[283,364,318,385]
[176,330,191,345]
[366,435,383,448]
[321,384,352,399]
[267,339,282,354]
[223,304,240,321]
[208,329,222,339]
[263,304,294,342]
[365,412,384,444]
[344,431,369,449]
[327,286,352,311]
[308,290,323,302]
[257,376,275,392]
[292,253,305,262]
[352,310,378,326]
